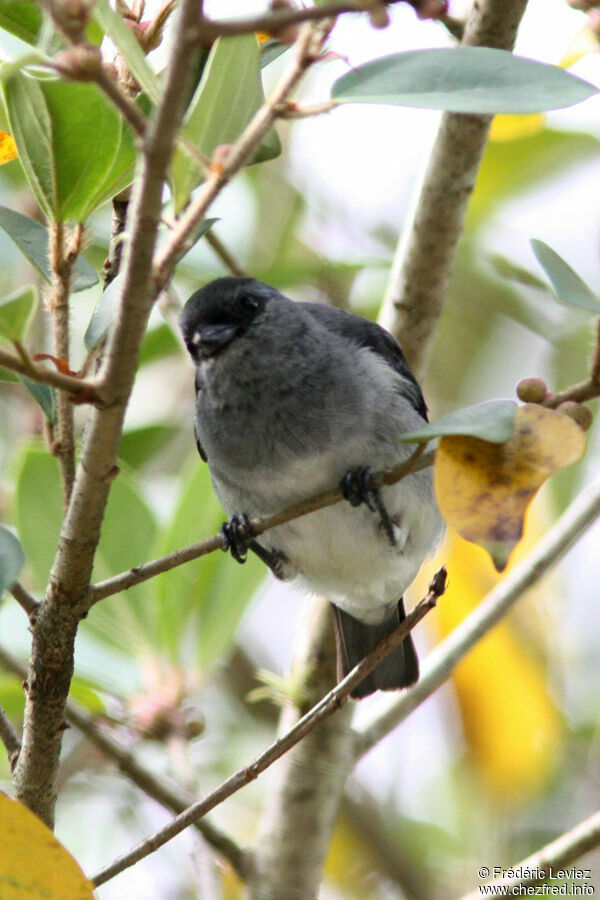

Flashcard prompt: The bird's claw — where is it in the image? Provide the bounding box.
[221,513,253,563]
[340,467,397,547]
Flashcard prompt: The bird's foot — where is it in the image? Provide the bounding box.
[340,466,397,547]
[221,513,253,563]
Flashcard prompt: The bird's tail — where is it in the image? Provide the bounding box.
[332,598,419,699]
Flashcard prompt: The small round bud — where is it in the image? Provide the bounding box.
[369,4,391,28]
[54,45,102,81]
[516,376,548,404]
[556,401,593,431]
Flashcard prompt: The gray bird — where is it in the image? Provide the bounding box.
[180,276,443,698]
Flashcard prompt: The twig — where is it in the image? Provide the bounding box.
[9,582,40,618]
[354,474,600,758]
[153,21,332,290]
[91,571,446,888]
[204,230,249,277]
[196,0,432,40]
[93,64,147,138]
[0,703,21,772]
[87,446,434,605]
[543,319,600,408]
[0,345,100,401]
[460,810,600,898]
[378,0,530,378]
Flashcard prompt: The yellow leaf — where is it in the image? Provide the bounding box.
[0,130,18,165]
[416,526,563,798]
[0,793,95,898]
[489,112,546,142]
[434,404,586,570]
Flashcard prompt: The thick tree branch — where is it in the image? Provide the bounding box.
[247,599,355,900]
[378,0,530,378]
[91,574,445,888]
[354,474,600,758]
[461,810,600,898]
[12,0,203,829]
[87,446,433,605]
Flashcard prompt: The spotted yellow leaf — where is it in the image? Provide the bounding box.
[0,130,18,164]
[434,403,586,571]
[0,792,95,898]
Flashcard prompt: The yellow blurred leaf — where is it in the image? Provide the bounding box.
[0,130,18,165]
[427,528,563,797]
[434,404,586,571]
[489,112,546,142]
[0,793,95,898]
[560,24,599,69]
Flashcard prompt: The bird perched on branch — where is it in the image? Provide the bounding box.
[180,277,443,698]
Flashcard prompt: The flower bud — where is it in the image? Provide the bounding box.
[516,377,548,404]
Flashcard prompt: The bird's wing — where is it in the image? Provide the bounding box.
[300,302,428,420]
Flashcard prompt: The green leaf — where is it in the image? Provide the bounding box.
[0,0,42,44]
[1,71,55,219]
[84,273,123,350]
[0,206,98,292]
[0,283,37,342]
[331,48,598,114]
[487,253,549,291]
[119,424,178,469]
[15,446,64,587]
[153,464,264,669]
[530,239,600,314]
[3,72,136,221]
[139,322,180,366]
[0,524,25,596]
[171,34,281,213]
[93,0,161,104]
[399,399,518,444]
[19,376,56,423]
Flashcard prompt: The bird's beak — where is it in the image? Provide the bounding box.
[193,323,239,357]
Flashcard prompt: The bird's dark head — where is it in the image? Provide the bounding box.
[180,277,274,362]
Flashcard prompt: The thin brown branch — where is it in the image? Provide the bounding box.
[378,0,530,378]
[47,221,76,502]
[93,64,148,137]
[0,345,101,401]
[354,473,600,758]
[0,703,21,772]
[91,569,446,888]
[205,230,249,277]
[9,582,40,618]
[196,0,438,41]
[460,810,600,898]
[153,20,333,290]
[87,446,434,606]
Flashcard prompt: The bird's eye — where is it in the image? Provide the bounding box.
[240,295,259,313]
